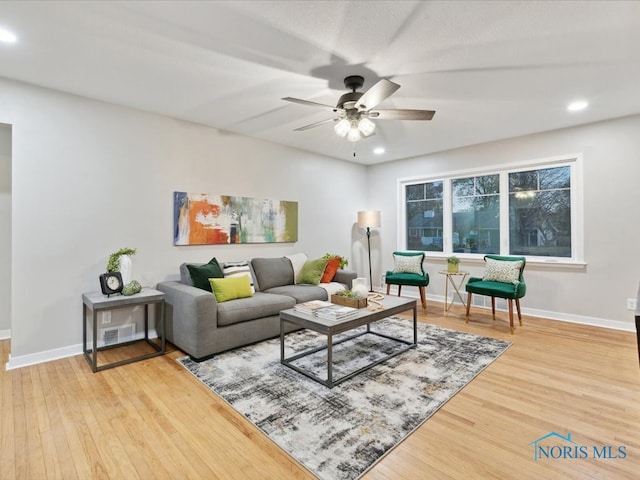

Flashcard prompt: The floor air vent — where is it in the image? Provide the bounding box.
[101,324,135,347]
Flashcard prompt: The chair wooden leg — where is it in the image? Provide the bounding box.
[491,297,496,321]
[508,299,514,334]
[397,285,402,296]
[386,284,390,295]
[516,299,523,326]
[418,286,426,309]
[465,292,472,323]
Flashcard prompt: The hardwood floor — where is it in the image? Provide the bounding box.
[2,303,639,479]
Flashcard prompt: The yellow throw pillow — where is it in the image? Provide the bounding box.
[209,276,253,303]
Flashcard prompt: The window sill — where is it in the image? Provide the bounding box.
[425,254,586,271]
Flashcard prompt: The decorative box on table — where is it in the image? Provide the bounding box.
[331,294,368,309]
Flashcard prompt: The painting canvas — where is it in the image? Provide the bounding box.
[173,192,298,245]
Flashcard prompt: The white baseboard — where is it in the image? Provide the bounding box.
[377,288,636,333]
[6,344,82,370]
[5,329,159,371]
[0,329,10,340]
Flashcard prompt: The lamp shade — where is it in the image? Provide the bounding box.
[357,210,381,229]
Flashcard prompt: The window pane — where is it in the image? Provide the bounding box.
[406,184,425,201]
[424,181,443,199]
[509,172,572,257]
[539,166,570,189]
[452,178,474,196]
[406,182,443,251]
[509,171,538,192]
[475,174,500,194]
[452,176,499,254]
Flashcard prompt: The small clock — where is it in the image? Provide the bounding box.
[99,272,123,296]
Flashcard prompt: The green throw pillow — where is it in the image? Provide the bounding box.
[187,257,224,291]
[209,276,253,303]
[297,257,329,285]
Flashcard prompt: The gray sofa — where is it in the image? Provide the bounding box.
[156,256,357,361]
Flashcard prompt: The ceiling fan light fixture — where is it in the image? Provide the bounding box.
[334,118,350,137]
[347,125,361,142]
[358,117,376,137]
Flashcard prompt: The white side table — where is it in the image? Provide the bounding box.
[82,287,165,372]
[438,271,469,315]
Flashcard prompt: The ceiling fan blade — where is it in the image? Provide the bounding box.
[370,109,436,121]
[293,117,337,132]
[282,97,337,111]
[354,79,400,111]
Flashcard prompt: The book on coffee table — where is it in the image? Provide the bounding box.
[314,304,358,320]
[294,300,333,314]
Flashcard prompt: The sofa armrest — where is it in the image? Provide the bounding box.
[334,269,358,289]
[156,281,218,358]
[467,276,483,285]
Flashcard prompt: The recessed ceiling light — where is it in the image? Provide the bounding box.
[0,27,17,43]
[373,147,385,155]
[567,100,588,112]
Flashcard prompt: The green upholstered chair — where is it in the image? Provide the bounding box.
[385,251,429,309]
[465,255,526,334]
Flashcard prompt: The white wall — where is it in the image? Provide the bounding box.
[0,124,10,338]
[0,77,368,366]
[369,115,640,329]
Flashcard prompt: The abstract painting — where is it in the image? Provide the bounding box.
[173,192,298,245]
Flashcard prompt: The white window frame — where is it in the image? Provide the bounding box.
[397,153,585,266]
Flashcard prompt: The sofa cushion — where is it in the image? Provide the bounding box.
[222,261,255,293]
[286,253,308,283]
[263,284,328,303]
[297,257,329,285]
[216,292,296,327]
[184,258,224,291]
[251,257,294,291]
[321,256,342,283]
[209,276,253,303]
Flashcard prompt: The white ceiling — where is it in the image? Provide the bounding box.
[1,0,640,165]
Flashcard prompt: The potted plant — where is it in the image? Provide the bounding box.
[323,253,349,269]
[447,255,460,273]
[107,247,137,284]
[331,289,368,308]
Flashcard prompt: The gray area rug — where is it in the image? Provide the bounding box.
[178,317,510,480]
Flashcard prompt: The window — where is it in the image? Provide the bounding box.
[452,174,500,255]
[509,166,572,257]
[405,181,443,251]
[400,155,581,263]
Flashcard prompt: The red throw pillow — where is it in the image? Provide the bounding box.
[321,257,341,283]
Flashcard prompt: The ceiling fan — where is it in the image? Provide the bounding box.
[282,75,435,142]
